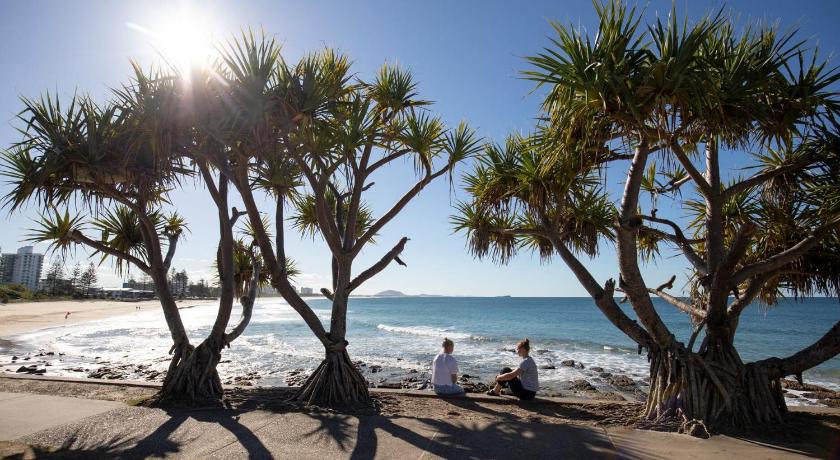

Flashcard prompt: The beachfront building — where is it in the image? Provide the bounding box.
[0,246,44,290]
[300,287,314,295]
[100,287,155,300]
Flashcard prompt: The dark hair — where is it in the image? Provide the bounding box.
[442,337,454,348]
[516,338,530,351]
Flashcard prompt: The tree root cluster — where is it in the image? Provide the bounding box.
[295,349,370,408]
[643,340,786,432]
[152,340,224,407]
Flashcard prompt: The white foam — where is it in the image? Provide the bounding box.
[377,324,473,340]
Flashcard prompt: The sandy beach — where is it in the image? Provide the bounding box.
[0,299,184,340]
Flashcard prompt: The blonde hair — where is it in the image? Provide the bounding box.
[516,338,530,351]
[442,337,454,349]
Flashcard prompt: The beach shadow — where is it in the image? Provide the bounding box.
[297,406,618,459]
[21,407,272,459]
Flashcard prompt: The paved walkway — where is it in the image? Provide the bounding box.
[0,391,123,440]
[0,391,833,459]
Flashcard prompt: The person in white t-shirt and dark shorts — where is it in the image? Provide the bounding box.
[430,337,465,395]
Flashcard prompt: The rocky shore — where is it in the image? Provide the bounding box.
[4,347,840,407]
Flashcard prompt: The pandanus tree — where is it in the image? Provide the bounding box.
[455,2,840,431]
[197,34,482,406]
[2,66,264,405]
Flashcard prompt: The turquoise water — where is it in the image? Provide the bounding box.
[11,296,840,391]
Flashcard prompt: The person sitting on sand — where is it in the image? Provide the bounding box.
[431,337,465,395]
[488,338,538,400]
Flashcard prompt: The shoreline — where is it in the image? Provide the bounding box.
[0,299,198,340]
[3,299,840,409]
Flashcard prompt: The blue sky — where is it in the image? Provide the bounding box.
[0,0,838,296]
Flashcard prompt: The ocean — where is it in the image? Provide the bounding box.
[7,296,840,396]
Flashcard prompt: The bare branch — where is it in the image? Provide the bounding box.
[542,230,654,348]
[757,320,840,380]
[348,237,409,293]
[366,149,411,174]
[656,275,676,291]
[654,174,692,194]
[648,287,706,318]
[352,166,450,256]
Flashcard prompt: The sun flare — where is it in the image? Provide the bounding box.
[128,5,216,80]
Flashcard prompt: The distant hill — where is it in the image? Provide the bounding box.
[374,290,406,297]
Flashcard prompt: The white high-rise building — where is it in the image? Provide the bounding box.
[1,246,44,291]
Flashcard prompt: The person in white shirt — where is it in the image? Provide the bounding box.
[431,337,464,395]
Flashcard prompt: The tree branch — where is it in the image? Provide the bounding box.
[670,142,712,197]
[348,237,409,293]
[639,215,707,275]
[732,224,835,285]
[366,149,412,174]
[162,234,179,272]
[727,271,777,320]
[615,141,676,347]
[224,255,260,344]
[352,166,450,256]
[756,320,840,380]
[722,159,814,201]
[648,287,706,319]
[70,230,150,273]
[542,230,654,348]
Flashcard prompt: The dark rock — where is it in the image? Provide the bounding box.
[535,349,551,354]
[502,348,516,353]
[599,372,612,378]
[31,369,46,375]
[396,358,403,361]
[575,362,585,369]
[462,382,490,393]
[378,382,402,389]
[590,367,604,373]
[11,356,18,360]
[16,366,35,373]
[781,379,832,392]
[823,399,840,408]
[369,365,382,373]
[560,359,575,367]
[569,379,596,391]
[802,391,840,400]
[45,352,54,356]
[607,374,635,388]
[540,364,556,370]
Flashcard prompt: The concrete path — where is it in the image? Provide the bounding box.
[0,391,834,459]
[0,391,123,440]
